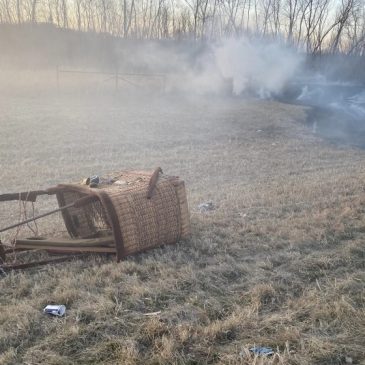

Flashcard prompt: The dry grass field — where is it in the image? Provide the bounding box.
[0,90,364,365]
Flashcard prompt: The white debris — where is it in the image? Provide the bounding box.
[198,202,215,212]
[114,180,127,185]
[44,305,66,317]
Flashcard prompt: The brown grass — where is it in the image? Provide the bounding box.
[0,90,364,364]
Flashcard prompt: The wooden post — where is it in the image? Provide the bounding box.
[115,66,119,91]
[162,75,166,94]
[56,65,60,93]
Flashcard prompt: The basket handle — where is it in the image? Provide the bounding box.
[147,167,163,199]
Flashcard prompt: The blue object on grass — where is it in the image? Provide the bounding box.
[249,347,274,356]
[90,175,100,185]
[88,175,100,187]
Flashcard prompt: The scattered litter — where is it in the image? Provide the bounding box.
[256,129,262,132]
[249,347,274,356]
[44,305,66,317]
[99,177,115,185]
[82,177,90,185]
[83,175,114,187]
[345,356,353,364]
[89,175,100,187]
[198,202,215,212]
[143,311,161,316]
[114,180,127,185]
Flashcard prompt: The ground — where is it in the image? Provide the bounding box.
[0,91,364,365]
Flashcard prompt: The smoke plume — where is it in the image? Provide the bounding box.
[213,38,303,97]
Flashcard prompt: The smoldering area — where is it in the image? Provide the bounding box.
[1,23,365,148]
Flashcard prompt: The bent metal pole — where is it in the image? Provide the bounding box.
[0,195,97,234]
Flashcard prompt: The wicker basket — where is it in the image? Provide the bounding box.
[54,169,190,261]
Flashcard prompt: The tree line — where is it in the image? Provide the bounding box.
[0,0,364,55]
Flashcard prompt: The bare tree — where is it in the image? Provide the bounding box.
[330,0,354,52]
[222,0,242,35]
[0,0,363,56]
[31,0,37,22]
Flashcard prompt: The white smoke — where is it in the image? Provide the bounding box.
[161,37,303,97]
[0,34,304,98]
[213,38,303,97]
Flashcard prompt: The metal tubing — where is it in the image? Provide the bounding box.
[0,190,50,202]
[1,254,85,271]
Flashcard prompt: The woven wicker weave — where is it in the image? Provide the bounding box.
[55,170,190,260]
